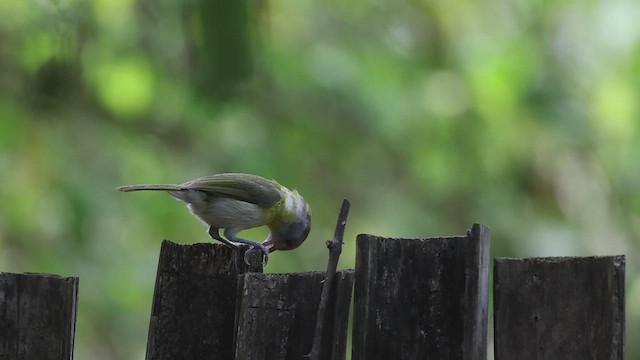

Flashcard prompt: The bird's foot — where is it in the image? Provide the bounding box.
[244,243,269,267]
[221,229,270,267]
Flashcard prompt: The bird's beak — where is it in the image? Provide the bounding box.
[262,236,277,252]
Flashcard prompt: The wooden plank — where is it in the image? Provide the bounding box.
[233,270,354,360]
[352,224,490,360]
[494,256,625,360]
[0,272,79,360]
[463,224,491,357]
[145,240,261,360]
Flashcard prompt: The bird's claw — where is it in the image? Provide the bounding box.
[244,244,269,267]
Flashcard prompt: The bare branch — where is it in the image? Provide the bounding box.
[306,198,351,359]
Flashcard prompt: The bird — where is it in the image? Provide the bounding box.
[117,173,311,265]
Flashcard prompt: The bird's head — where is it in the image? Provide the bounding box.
[264,192,311,251]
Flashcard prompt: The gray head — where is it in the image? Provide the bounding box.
[264,203,311,251]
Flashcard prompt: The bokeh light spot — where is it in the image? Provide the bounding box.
[95,57,155,118]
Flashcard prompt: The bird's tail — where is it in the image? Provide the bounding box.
[116,184,183,192]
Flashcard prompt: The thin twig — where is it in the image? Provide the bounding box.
[306,198,351,359]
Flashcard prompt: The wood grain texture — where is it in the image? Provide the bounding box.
[463,224,490,358]
[0,272,78,360]
[352,224,490,360]
[494,256,625,360]
[234,270,354,360]
[145,240,261,360]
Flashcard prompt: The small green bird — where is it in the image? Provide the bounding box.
[117,173,311,264]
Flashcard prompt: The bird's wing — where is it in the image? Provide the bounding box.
[182,173,282,207]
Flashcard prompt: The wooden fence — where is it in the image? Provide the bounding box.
[0,223,626,359]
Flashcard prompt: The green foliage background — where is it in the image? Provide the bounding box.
[1,0,639,358]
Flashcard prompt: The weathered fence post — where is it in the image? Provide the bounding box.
[145,240,261,360]
[352,223,490,360]
[494,255,625,360]
[233,270,354,359]
[0,272,79,360]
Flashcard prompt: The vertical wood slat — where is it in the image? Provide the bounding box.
[233,270,354,360]
[145,240,261,360]
[463,223,491,357]
[494,256,625,360]
[0,272,79,360]
[352,223,490,360]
